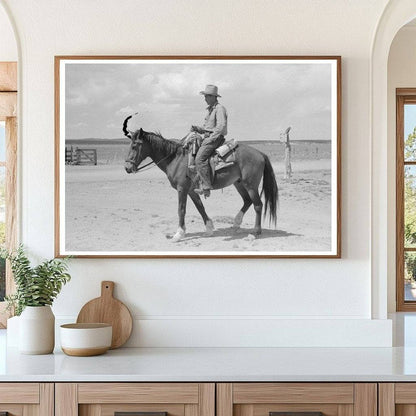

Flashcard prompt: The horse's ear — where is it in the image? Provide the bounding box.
[138,128,144,140]
[132,128,144,143]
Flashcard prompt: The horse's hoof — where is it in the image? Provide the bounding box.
[171,228,186,242]
[254,229,262,237]
[205,219,214,236]
[244,234,256,242]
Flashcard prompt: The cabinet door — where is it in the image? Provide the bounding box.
[379,383,416,416]
[0,383,53,416]
[217,383,377,416]
[56,383,215,416]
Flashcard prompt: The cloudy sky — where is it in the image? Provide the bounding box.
[64,60,335,141]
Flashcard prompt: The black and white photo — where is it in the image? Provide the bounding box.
[55,56,341,257]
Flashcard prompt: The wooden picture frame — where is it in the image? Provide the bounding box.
[55,56,341,258]
[396,88,416,311]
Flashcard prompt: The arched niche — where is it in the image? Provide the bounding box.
[371,0,416,319]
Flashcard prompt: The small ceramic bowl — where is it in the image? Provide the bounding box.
[60,323,112,356]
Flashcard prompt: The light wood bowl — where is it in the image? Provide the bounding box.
[60,323,112,357]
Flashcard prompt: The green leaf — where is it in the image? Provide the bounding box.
[4,245,72,315]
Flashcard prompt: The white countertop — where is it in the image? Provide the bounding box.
[1,329,416,382]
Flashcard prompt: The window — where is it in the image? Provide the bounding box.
[0,62,17,327]
[0,121,5,301]
[397,89,416,310]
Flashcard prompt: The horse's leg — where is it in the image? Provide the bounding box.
[233,180,253,229]
[188,190,214,236]
[246,187,263,236]
[171,186,188,242]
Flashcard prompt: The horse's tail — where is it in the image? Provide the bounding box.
[261,153,278,226]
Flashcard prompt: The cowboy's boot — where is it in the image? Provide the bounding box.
[194,166,212,198]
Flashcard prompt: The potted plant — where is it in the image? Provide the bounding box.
[1,245,71,354]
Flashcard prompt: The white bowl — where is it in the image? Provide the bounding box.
[60,323,112,356]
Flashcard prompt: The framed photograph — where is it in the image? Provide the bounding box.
[55,56,341,258]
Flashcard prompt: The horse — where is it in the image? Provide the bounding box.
[123,115,278,242]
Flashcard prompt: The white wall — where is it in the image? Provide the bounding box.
[0,0,393,346]
[387,25,416,312]
[0,4,17,61]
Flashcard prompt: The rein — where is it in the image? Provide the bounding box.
[126,152,173,173]
[130,159,155,172]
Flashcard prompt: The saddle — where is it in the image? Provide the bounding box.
[210,139,238,173]
[186,136,238,175]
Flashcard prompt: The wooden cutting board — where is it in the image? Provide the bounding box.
[76,281,133,349]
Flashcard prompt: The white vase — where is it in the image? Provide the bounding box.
[19,306,55,354]
[6,315,20,347]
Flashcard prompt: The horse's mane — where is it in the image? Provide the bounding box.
[141,130,183,157]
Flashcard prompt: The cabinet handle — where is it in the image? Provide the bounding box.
[270,413,324,416]
[115,412,167,416]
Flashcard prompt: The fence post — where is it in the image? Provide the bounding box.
[284,126,292,179]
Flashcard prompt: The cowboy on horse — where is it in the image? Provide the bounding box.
[123,84,278,242]
[183,84,228,198]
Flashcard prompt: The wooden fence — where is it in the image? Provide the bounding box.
[65,146,97,165]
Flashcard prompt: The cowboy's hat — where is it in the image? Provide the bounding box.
[199,84,221,97]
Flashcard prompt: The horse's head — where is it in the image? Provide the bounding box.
[124,128,153,173]
[123,114,151,173]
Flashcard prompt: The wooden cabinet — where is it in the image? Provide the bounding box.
[217,383,377,416]
[0,381,384,416]
[0,383,53,416]
[379,383,416,416]
[55,383,215,416]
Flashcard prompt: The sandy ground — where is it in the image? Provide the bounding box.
[64,160,333,254]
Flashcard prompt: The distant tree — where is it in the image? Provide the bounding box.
[405,253,416,281]
[405,170,416,245]
[404,127,416,280]
[0,180,4,205]
[0,222,5,246]
[406,126,416,160]
[405,127,416,246]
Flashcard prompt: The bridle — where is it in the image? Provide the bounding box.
[123,113,155,173]
[125,136,144,169]
[125,151,158,173]
[124,123,173,173]
[123,113,177,173]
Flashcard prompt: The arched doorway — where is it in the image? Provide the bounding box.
[371,0,416,319]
